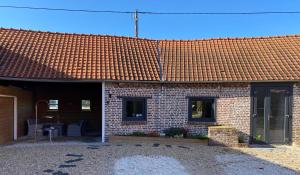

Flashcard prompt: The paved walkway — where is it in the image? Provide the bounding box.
[0,142,299,175]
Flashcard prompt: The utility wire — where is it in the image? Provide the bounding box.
[143,11,300,15]
[0,5,132,14]
[1,5,300,15]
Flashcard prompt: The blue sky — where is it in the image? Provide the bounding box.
[0,0,300,39]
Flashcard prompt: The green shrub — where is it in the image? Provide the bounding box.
[147,131,160,137]
[163,127,188,138]
[130,131,146,137]
[188,134,208,140]
[255,134,262,141]
[238,135,245,143]
[187,134,208,140]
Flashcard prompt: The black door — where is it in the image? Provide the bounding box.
[252,85,291,144]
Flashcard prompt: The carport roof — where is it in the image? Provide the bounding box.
[1,28,300,82]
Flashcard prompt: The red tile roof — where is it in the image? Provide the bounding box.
[1,28,300,82]
[159,37,300,82]
[0,28,160,81]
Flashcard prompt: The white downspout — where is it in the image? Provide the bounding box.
[101,82,106,143]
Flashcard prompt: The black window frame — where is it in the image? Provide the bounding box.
[122,97,147,121]
[188,97,216,122]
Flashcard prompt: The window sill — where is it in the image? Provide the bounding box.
[188,121,216,126]
[122,121,147,125]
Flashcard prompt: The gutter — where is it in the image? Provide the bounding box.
[0,76,299,84]
[0,76,160,83]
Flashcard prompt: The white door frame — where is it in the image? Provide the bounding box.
[101,82,106,143]
[0,94,18,140]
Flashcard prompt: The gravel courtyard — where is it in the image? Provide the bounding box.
[0,141,299,175]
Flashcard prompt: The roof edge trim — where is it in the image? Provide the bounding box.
[0,77,298,84]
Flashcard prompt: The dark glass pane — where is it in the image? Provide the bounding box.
[191,100,212,119]
[269,89,287,143]
[253,86,290,144]
[254,88,265,142]
[126,100,144,118]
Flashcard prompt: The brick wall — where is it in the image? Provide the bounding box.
[0,85,33,137]
[208,126,239,147]
[105,82,251,142]
[215,85,251,142]
[105,83,160,138]
[292,83,300,146]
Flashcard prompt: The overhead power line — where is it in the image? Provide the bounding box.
[1,5,300,15]
[0,5,133,14]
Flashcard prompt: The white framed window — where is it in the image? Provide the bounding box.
[49,99,59,110]
[81,100,91,111]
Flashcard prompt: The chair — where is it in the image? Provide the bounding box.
[27,119,43,137]
[67,120,86,137]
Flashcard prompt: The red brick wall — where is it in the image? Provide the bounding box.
[105,82,251,142]
[105,83,160,137]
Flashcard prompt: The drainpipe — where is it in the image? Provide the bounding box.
[101,82,106,143]
[156,40,164,133]
[159,84,166,134]
[158,84,162,133]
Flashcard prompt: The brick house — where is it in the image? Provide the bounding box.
[0,28,299,145]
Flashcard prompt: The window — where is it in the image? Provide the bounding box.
[188,97,215,122]
[81,100,91,111]
[49,100,59,110]
[123,97,147,121]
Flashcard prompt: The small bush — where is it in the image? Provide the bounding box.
[147,131,160,137]
[238,135,245,143]
[187,134,208,140]
[130,131,146,137]
[163,127,188,138]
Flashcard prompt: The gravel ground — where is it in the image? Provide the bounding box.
[0,142,299,175]
[114,155,188,175]
[216,154,298,175]
[235,145,300,173]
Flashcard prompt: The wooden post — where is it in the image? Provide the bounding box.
[134,10,138,38]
